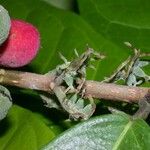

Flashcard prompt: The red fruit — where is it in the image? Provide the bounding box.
[0,19,40,68]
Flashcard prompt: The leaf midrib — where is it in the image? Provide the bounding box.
[112,120,133,150]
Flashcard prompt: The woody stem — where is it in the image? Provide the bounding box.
[0,69,149,103]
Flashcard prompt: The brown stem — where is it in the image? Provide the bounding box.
[0,69,149,103]
[85,81,149,102]
[0,69,55,92]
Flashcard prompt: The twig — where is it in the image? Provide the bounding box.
[84,81,149,102]
[0,69,54,92]
[0,69,149,103]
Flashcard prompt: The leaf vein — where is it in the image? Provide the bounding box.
[112,121,133,150]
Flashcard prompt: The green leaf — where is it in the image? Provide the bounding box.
[0,105,60,150]
[0,5,10,45]
[43,114,150,150]
[78,0,150,88]
[42,0,75,10]
[78,0,150,53]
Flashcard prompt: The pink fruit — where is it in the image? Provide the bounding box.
[0,19,40,68]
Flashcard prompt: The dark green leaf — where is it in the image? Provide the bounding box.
[0,105,60,150]
[42,0,75,10]
[43,113,150,150]
[78,0,150,53]
[78,0,150,87]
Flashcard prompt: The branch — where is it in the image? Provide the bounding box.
[85,81,149,102]
[0,69,149,103]
[0,69,54,92]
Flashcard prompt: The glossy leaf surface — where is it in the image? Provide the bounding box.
[43,114,150,150]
